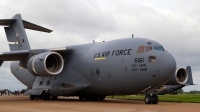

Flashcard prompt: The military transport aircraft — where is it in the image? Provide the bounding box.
[0,14,190,104]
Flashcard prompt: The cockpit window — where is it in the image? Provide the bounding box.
[153,46,165,51]
[136,46,145,54]
[136,46,165,54]
[145,46,152,52]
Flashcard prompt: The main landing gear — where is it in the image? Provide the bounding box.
[30,91,58,100]
[144,94,158,104]
[79,95,106,101]
[30,95,58,100]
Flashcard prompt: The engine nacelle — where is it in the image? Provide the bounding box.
[27,52,64,76]
[165,67,188,85]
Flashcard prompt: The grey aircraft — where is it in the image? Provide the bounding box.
[0,14,190,104]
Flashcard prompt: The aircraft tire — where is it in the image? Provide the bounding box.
[79,96,85,101]
[151,95,158,104]
[144,95,152,104]
[99,96,105,100]
[46,96,50,100]
[85,96,92,101]
[85,96,98,101]
[92,96,98,100]
[85,96,90,101]
[35,96,39,100]
[52,96,58,100]
[30,95,35,100]
[42,96,45,100]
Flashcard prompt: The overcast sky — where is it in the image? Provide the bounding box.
[0,0,199,92]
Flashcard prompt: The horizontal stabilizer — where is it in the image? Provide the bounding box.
[0,61,3,67]
[23,20,52,33]
[0,19,52,33]
[0,19,16,25]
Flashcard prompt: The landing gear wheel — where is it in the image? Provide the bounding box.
[144,95,152,104]
[151,95,158,104]
[52,96,58,100]
[85,96,90,101]
[99,96,105,101]
[35,96,39,100]
[46,96,50,100]
[30,95,35,100]
[92,96,98,100]
[79,96,85,101]
[42,96,45,100]
[42,96,50,100]
[43,96,50,100]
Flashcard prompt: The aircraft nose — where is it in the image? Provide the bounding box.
[157,53,176,81]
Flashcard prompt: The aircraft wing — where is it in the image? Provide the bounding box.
[0,50,30,61]
[0,47,70,67]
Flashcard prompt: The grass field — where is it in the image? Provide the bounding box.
[107,94,200,103]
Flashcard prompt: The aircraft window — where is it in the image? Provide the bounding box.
[136,46,145,54]
[145,46,152,52]
[153,46,165,51]
[149,56,156,62]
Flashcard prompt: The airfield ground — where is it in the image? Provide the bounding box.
[0,96,199,112]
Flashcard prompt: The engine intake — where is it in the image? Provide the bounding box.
[165,68,188,85]
[27,52,64,76]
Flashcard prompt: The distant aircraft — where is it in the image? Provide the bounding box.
[159,66,194,94]
[0,14,190,104]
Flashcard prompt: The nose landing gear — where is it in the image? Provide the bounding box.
[144,94,158,104]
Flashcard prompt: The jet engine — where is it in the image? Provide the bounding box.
[165,67,188,85]
[27,52,64,76]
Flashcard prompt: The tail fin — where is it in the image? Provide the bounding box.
[185,66,194,85]
[0,14,52,51]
